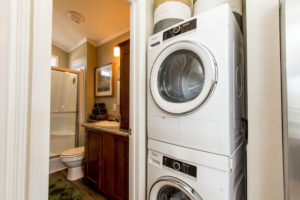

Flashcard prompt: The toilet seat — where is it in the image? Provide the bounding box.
[61,146,84,158]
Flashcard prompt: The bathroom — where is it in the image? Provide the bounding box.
[49,0,130,199]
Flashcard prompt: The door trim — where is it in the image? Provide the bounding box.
[27,0,52,199]
[0,0,32,199]
[0,0,52,199]
[129,0,153,199]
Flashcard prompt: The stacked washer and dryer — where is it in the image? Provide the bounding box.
[147,4,246,200]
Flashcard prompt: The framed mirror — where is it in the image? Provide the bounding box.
[95,63,113,97]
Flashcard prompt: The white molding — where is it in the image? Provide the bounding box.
[67,37,97,52]
[0,0,8,198]
[27,0,52,199]
[52,41,70,52]
[0,0,31,199]
[86,38,97,47]
[68,37,88,52]
[96,27,130,46]
[53,28,130,53]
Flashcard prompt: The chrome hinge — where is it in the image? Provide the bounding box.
[125,0,135,4]
[129,128,132,135]
[229,159,233,171]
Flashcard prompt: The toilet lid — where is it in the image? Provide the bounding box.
[61,146,84,157]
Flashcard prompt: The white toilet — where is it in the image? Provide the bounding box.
[60,146,84,181]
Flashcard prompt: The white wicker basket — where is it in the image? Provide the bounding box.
[193,0,242,16]
[153,0,193,33]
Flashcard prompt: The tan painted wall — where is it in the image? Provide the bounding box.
[51,44,69,68]
[86,43,97,120]
[95,32,130,115]
[68,43,89,145]
[246,0,284,199]
[68,42,97,121]
[69,43,87,69]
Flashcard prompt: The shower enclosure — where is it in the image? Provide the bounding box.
[50,69,78,158]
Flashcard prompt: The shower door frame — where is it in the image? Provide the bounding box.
[50,66,80,158]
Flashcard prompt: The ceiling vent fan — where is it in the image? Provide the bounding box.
[66,11,85,24]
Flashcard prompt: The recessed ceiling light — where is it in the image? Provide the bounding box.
[66,11,85,24]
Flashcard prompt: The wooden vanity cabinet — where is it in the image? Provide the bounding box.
[84,131,102,189]
[84,129,129,200]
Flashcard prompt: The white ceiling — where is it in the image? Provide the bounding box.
[52,0,130,52]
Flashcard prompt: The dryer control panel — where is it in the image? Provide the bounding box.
[163,18,197,41]
[163,156,197,178]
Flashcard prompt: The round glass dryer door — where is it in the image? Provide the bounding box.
[150,41,217,114]
[149,177,202,200]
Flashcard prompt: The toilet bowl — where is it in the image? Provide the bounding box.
[60,146,84,181]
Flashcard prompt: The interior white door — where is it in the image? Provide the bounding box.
[150,41,217,114]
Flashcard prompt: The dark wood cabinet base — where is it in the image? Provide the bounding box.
[84,129,129,200]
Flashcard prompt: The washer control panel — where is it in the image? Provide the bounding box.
[163,18,197,41]
[163,156,197,178]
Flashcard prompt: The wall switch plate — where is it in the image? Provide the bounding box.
[113,104,117,111]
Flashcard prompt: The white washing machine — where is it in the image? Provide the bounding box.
[147,139,246,200]
[147,4,245,156]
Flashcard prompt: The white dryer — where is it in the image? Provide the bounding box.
[147,4,245,156]
[147,139,246,200]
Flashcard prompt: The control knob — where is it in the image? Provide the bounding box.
[173,162,181,171]
[173,26,181,34]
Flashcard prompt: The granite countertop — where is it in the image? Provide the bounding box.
[82,121,130,137]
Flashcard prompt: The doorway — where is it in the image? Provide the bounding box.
[49,0,130,199]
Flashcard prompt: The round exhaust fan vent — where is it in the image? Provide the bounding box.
[66,11,85,24]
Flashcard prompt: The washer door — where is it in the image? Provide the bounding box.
[150,41,217,114]
[149,176,202,200]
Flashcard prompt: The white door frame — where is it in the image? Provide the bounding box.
[1,0,151,199]
[129,0,153,199]
[1,0,52,199]
[0,0,33,199]
[129,0,146,199]
[27,0,52,199]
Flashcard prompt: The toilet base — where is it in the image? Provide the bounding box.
[67,166,83,181]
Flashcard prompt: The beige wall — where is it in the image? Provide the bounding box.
[95,32,130,115]
[53,34,131,120]
[246,0,284,199]
[69,43,87,70]
[86,43,97,120]
[68,42,96,120]
[51,44,69,68]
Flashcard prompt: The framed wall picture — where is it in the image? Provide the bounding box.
[95,63,113,97]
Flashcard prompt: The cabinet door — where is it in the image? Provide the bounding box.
[101,133,115,197]
[84,131,102,189]
[119,40,130,130]
[113,136,129,200]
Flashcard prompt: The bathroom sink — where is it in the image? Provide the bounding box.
[94,120,119,127]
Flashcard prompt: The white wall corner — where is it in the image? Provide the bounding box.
[129,0,153,200]
[246,0,284,200]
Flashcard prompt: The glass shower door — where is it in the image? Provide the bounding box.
[50,70,78,157]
